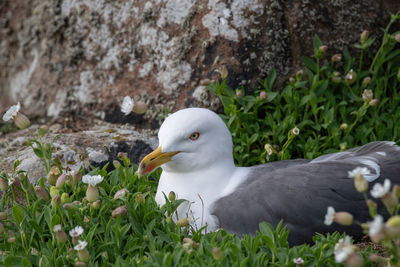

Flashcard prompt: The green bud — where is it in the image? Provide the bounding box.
[360,30,369,44]
[92,200,101,209]
[168,191,176,201]
[35,185,49,201]
[49,186,59,198]
[51,195,60,208]
[334,212,353,226]
[135,193,145,205]
[177,218,190,227]
[61,193,69,204]
[132,101,148,114]
[47,166,61,186]
[78,248,90,262]
[345,69,356,84]
[14,112,30,129]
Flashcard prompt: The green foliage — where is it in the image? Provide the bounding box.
[0,11,399,267]
[209,14,400,167]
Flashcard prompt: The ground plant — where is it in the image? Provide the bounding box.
[0,12,399,267]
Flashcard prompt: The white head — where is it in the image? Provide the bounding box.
[138,108,234,175]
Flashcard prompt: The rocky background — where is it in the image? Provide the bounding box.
[0,0,399,181]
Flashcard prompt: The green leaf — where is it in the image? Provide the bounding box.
[12,205,24,225]
[301,56,317,73]
[33,148,44,159]
[265,68,276,90]
[313,34,322,53]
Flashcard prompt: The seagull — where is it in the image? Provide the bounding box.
[138,108,400,245]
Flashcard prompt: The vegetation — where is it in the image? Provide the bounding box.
[0,12,399,267]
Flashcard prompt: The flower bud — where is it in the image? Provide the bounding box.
[395,33,400,43]
[86,185,99,202]
[49,186,59,198]
[92,200,101,209]
[132,101,147,114]
[345,69,356,84]
[216,66,228,79]
[177,217,190,227]
[345,253,363,267]
[331,54,342,63]
[319,45,328,53]
[362,76,371,86]
[354,175,368,193]
[289,77,295,83]
[382,192,398,214]
[168,191,176,201]
[331,76,341,83]
[56,173,67,189]
[47,166,61,186]
[387,216,400,227]
[360,30,369,44]
[14,112,30,129]
[61,193,69,204]
[369,99,379,107]
[51,195,60,208]
[393,185,400,198]
[71,170,82,186]
[235,89,242,98]
[114,188,129,200]
[135,193,145,205]
[259,91,267,100]
[212,247,223,261]
[296,70,303,80]
[0,212,7,220]
[339,142,347,151]
[334,212,353,226]
[78,249,90,262]
[7,236,16,243]
[0,178,8,191]
[117,152,128,161]
[340,123,348,130]
[34,185,49,201]
[54,225,68,243]
[112,160,121,169]
[200,79,211,85]
[63,203,74,210]
[362,89,373,103]
[112,205,128,218]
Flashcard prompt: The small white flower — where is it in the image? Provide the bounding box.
[293,257,304,264]
[2,102,20,121]
[367,215,384,237]
[69,226,84,237]
[121,96,134,116]
[291,127,300,136]
[334,236,354,263]
[348,167,370,179]
[74,240,88,251]
[324,206,335,225]
[370,179,391,198]
[53,224,62,232]
[82,174,103,186]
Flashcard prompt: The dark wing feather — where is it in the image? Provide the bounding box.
[212,141,400,245]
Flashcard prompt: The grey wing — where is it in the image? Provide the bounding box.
[212,142,400,245]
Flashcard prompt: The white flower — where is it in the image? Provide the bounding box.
[8,177,15,186]
[370,179,391,198]
[324,206,335,225]
[367,215,384,237]
[69,226,84,237]
[82,174,103,186]
[347,167,370,179]
[121,96,134,116]
[53,224,62,232]
[74,240,88,251]
[2,102,20,121]
[291,127,300,136]
[293,257,304,264]
[334,236,354,263]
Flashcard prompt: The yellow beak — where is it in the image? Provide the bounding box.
[137,146,180,177]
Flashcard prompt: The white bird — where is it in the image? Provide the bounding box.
[138,108,400,245]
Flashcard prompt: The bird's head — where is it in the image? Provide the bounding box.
[138,108,233,177]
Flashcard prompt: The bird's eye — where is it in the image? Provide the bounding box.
[189,132,200,141]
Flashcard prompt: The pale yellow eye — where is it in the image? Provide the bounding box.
[189,132,200,141]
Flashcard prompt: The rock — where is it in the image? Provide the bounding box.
[0,0,398,126]
[0,121,157,184]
